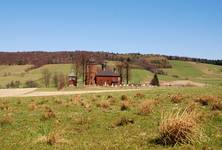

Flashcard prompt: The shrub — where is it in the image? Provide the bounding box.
[6,80,20,88]
[25,80,38,88]
[150,74,160,86]
[157,109,205,145]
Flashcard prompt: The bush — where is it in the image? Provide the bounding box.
[6,80,20,88]
[150,74,160,86]
[25,80,39,88]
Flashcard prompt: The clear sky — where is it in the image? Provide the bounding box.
[0,0,222,59]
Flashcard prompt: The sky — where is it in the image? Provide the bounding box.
[0,0,222,59]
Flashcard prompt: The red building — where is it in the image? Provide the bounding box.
[85,58,97,85]
[95,70,121,86]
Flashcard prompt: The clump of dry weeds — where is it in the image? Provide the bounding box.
[170,93,184,103]
[137,100,156,115]
[121,95,128,101]
[0,101,10,111]
[28,103,38,111]
[134,93,145,99]
[112,116,134,127]
[36,131,67,145]
[120,100,130,111]
[97,100,111,111]
[157,109,206,145]
[0,113,13,126]
[41,107,56,120]
[195,96,218,106]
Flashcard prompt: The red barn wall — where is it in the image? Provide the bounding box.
[95,76,121,86]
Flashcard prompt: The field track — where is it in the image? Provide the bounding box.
[0,88,151,97]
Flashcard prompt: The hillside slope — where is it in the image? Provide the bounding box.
[0,60,221,88]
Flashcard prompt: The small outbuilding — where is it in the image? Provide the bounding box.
[68,71,77,86]
[95,70,121,86]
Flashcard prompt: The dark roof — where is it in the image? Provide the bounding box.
[96,70,120,77]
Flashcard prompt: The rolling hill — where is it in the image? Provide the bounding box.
[0,60,221,88]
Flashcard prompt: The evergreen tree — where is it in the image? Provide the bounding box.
[150,74,160,86]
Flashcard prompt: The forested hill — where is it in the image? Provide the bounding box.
[0,51,221,67]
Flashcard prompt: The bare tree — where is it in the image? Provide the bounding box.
[42,69,51,87]
[80,53,87,85]
[58,73,65,90]
[52,72,59,88]
[124,58,131,84]
[116,62,124,84]
[73,59,81,86]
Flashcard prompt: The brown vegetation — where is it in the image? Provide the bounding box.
[0,113,13,126]
[112,116,134,127]
[170,93,184,103]
[42,107,56,120]
[157,109,205,145]
[195,96,218,106]
[137,100,154,115]
[120,100,130,111]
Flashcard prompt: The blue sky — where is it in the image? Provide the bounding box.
[0,0,222,59]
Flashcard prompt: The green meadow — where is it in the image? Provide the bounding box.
[1,86,222,149]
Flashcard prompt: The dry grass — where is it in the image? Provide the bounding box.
[120,100,130,111]
[134,93,145,99]
[112,116,134,127]
[0,101,9,111]
[195,96,218,106]
[74,115,90,125]
[0,113,13,126]
[121,95,128,101]
[185,102,198,113]
[157,109,205,145]
[137,100,155,115]
[170,93,184,103]
[41,107,56,120]
[97,100,111,110]
[28,103,38,111]
[211,102,222,111]
[36,131,67,145]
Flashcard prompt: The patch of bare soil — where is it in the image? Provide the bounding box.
[161,80,205,87]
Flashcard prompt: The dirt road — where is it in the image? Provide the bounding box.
[0,88,150,97]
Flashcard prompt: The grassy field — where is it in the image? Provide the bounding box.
[0,60,222,88]
[0,86,222,149]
